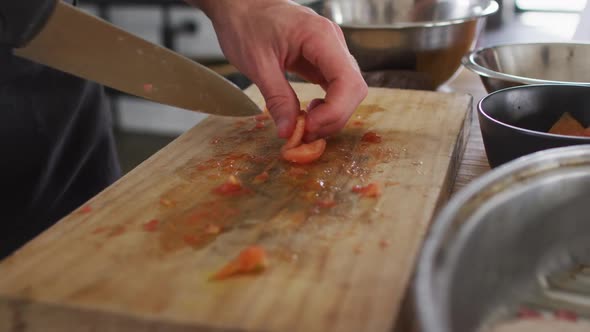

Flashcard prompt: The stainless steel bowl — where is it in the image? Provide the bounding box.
[321,0,499,88]
[463,42,590,93]
[416,146,590,332]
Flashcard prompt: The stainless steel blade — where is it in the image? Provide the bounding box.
[14,1,261,117]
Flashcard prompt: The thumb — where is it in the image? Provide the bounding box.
[252,62,300,138]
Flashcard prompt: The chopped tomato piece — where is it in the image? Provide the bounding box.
[517,307,542,319]
[361,131,382,143]
[554,309,577,321]
[282,139,327,164]
[280,113,327,164]
[352,183,381,197]
[143,219,159,232]
[253,171,269,183]
[281,115,306,151]
[255,121,266,129]
[212,245,268,280]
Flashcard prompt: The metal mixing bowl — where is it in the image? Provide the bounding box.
[416,145,590,332]
[463,42,590,92]
[478,84,590,167]
[321,0,499,88]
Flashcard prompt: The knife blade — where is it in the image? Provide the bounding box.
[14,1,261,117]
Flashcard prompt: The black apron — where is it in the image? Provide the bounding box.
[0,46,121,257]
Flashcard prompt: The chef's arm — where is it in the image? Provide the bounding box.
[0,0,57,48]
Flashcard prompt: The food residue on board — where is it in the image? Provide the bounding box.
[92,226,109,235]
[253,171,269,183]
[361,131,382,143]
[548,112,590,137]
[160,198,176,208]
[143,83,153,93]
[79,205,92,213]
[287,166,308,177]
[156,103,390,254]
[352,183,381,197]
[211,246,268,281]
[315,198,337,209]
[212,175,251,196]
[205,224,222,235]
[281,114,327,164]
[143,219,160,232]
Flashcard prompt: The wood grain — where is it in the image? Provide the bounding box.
[0,83,471,332]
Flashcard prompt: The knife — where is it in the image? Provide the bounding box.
[14,1,261,117]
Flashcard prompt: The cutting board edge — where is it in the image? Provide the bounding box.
[391,93,473,332]
[0,295,242,332]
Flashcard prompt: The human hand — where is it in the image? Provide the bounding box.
[190,0,367,141]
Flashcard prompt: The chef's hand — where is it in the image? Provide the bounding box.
[189,0,368,141]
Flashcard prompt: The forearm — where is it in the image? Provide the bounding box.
[0,0,57,47]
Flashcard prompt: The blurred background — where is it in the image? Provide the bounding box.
[77,0,589,174]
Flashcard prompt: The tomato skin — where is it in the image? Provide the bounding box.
[282,139,327,164]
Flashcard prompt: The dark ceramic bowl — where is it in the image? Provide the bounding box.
[478,84,590,167]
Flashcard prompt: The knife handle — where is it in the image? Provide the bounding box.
[0,0,57,48]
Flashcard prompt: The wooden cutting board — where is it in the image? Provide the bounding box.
[0,83,471,332]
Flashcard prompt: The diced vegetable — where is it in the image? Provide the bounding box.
[212,245,268,280]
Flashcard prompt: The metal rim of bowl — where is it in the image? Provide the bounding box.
[334,0,499,29]
[461,41,590,86]
[414,144,590,332]
[477,83,590,141]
